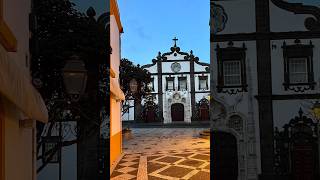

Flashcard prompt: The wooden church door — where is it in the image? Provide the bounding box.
[171,103,184,121]
[199,104,209,121]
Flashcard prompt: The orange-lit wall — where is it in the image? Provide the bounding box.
[0,0,37,179]
[110,0,124,167]
[110,95,122,166]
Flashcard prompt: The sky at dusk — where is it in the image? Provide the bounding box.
[118,0,210,65]
[72,0,107,16]
[117,0,319,66]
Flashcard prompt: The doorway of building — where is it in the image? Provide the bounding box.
[274,109,319,180]
[199,98,209,121]
[212,131,238,180]
[171,103,184,121]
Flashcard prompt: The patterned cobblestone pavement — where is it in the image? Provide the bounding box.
[110,128,210,180]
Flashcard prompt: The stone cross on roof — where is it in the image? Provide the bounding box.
[173,37,178,47]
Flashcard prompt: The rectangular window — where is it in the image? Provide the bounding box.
[148,78,154,91]
[166,77,175,91]
[223,61,241,86]
[199,76,208,90]
[288,57,308,83]
[178,77,187,91]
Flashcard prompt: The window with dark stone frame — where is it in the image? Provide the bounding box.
[166,77,175,91]
[178,76,187,91]
[282,40,316,92]
[199,76,209,90]
[216,42,248,94]
[149,78,155,91]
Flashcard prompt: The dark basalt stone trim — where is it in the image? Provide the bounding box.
[160,46,190,60]
[211,31,320,42]
[194,59,210,66]
[150,71,210,75]
[216,42,248,94]
[141,59,157,69]
[161,59,190,62]
[147,91,211,95]
[255,0,275,177]
[190,58,196,118]
[194,91,210,93]
[157,60,164,121]
[282,40,316,92]
[255,93,320,100]
[270,0,320,31]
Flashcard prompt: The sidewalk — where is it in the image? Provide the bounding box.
[110,128,210,180]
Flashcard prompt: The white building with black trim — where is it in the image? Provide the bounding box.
[210,0,320,180]
[122,39,211,124]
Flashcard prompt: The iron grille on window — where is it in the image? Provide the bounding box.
[288,58,308,83]
[223,61,241,86]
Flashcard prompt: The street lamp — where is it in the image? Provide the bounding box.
[129,78,138,94]
[62,55,88,101]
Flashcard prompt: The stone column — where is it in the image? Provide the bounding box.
[190,55,196,121]
[157,55,164,122]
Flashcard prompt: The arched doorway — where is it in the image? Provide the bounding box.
[274,109,319,180]
[171,103,184,122]
[212,131,238,180]
[142,101,158,123]
[198,98,209,121]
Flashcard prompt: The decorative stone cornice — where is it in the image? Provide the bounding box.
[271,0,320,31]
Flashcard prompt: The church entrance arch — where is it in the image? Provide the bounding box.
[171,103,184,122]
[212,131,238,180]
[274,109,319,180]
[198,98,209,121]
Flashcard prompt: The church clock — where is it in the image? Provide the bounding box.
[171,62,181,73]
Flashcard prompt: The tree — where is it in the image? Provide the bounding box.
[31,0,109,178]
[119,58,151,121]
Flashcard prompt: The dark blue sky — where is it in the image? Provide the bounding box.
[72,0,107,16]
[117,0,318,65]
[118,0,210,65]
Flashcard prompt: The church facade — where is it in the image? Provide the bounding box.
[210,0,320,180]
[122,39,211,124]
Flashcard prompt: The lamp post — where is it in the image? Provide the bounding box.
[129,78,138,94]
[62,55,88,102]
[312,101,320,173]
[56,55,87,180]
